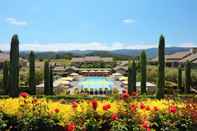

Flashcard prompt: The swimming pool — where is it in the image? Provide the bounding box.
[78,77,114,89]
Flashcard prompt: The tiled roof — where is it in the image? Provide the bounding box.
[165,51,191,60]
[179,53,197,63]
[0,53,9,63]
[151,51,191,62]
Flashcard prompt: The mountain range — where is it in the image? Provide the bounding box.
[18,47,190,59]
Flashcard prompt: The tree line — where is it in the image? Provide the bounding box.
[127,35,192,98]
[2,34,192,98]
[3,34,54,97]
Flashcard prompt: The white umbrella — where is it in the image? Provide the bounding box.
[70,73,79,76]
[112,73,122,76]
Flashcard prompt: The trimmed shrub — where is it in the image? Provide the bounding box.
[156,35,165,99]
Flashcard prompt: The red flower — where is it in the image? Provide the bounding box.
[67,122,76,131]
[130,104,137,112]
[111,113,118,121]
[91,99,98,110]
[140,103,145,109]
[153,106,159,111]
[103,103,111,111]
[121,90,129,100]
[19,92,29,98]
[145,106,151,111]
[142,120,150,129]
[147,128,151,131]
[72,101,78,109]
[54,108,60,113]
[169,105,177,113]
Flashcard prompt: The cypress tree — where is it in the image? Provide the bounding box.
[128,60,132,94]
[29,51,36,94]
[3,61,9,94]
[49,65,54,95]
[9,34,19,97]
[44,61,50,95]
[156,35,165,99]
[140,50,147,94]
[178,65,183,93]
[185,61,191,93]
[131,60,137,92]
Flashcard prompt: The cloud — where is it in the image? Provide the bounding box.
[0,42,196,52]
[5,17,28,26]
[122,18,135,24]
[0,42,157,51]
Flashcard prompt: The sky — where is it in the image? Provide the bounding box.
[0,0,197,51]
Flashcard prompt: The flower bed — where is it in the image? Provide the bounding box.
[0,93,196,131]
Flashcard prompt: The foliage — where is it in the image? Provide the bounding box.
[44,61,50,95]
[80,63,114,68]
[131,60,137,92]
[3,61,9,95]
[156,35,165,99]
[178,65,184,93]
[185,61,191,93]
[49,65,54,95]
[128,60,132,94]
[9,34,20,97]
[29,51,36,94]
[0,95,196,130]
[140,50,147,94]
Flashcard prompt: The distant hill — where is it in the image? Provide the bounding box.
[112,47,190,58]
[19,47,190,59]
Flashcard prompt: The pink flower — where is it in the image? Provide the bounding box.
[103,103,111,111]
[19,92,29,98]
[72,101,78,109]
[91,99,98,110]
[111,113,118,121]
[67,122,76,131]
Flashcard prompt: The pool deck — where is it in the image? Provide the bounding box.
[69,76,122,95]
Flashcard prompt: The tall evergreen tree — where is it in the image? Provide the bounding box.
[29,51,36,94]
[128,60,132,94]
[131,60,137,92]
[178,65,183,93]
[156,35,165,99]
[49,65,54,95]
[44,61,50,95]
[140,50,147,94]
[9,34,19,97]
[3,61,9,94]
[185,61,191,93]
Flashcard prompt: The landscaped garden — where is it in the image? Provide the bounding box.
[0,92,196,131]
[0,34,197,131]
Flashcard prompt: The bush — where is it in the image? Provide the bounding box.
[0,96,196,130]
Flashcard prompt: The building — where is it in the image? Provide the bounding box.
[150,48,197,67]
[113,66,128,75]
[71,56,113,66]
[0,53,28,69]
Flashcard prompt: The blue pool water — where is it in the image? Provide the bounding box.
[78,77,113,89]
